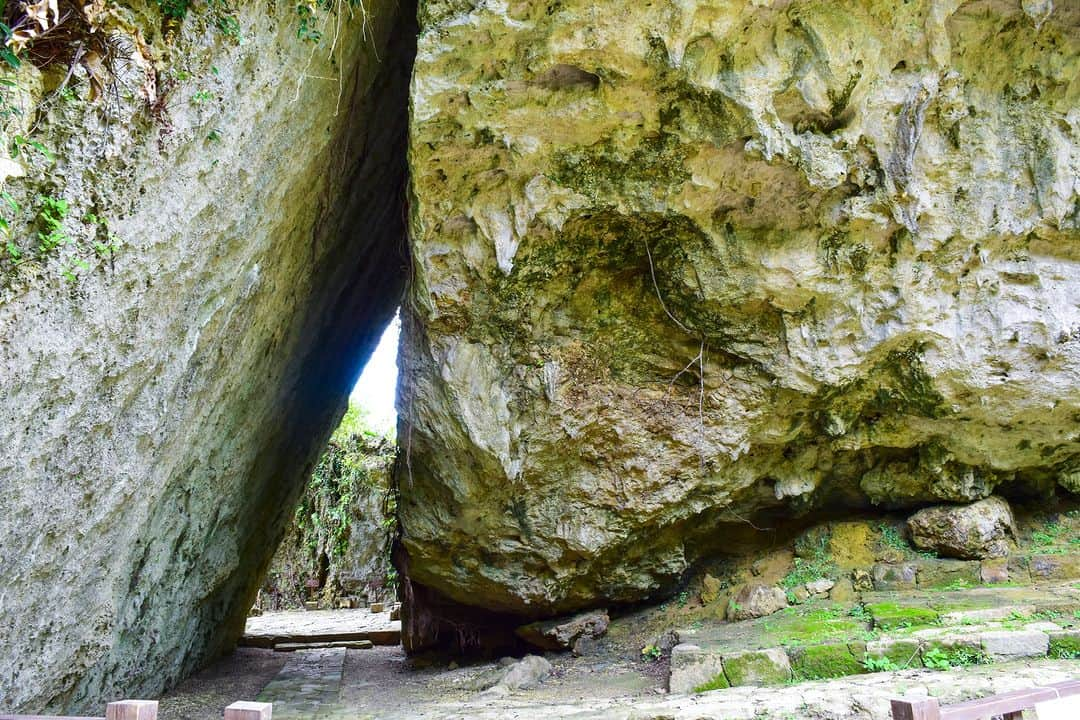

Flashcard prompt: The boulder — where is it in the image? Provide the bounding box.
[479,655,553,695]
[700,574,723,605]
[397,0,1080,650]
[516,609,610,652]
[727,584,787,621]
[907,497,1017,560]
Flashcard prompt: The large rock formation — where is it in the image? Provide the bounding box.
[0,1,413,713]
[398,0,1080,647]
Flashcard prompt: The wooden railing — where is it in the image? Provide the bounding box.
[891,679,1080,720]
[0,700,272,720]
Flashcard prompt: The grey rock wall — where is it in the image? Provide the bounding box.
[0,1,414,712]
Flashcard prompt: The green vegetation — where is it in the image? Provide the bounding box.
[863,655,900,672]
[261,402,397,609]
[791,643,866,680]
[922,646,989,670]
[764,606,866,647]
[782,529,836,589]
[865,602,941,631]
[640,644,662,662]
[692,673,730,692]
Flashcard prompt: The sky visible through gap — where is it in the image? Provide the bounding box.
[349,312,400,436]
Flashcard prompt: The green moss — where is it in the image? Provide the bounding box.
[723,650,791,686]
[866,602,940,631]
[791,642,867,680]
[692,672,731,692]
[816,344,946,438]
[765,606,866,646]
[551,132,690,200]
[1049,633,1080,659]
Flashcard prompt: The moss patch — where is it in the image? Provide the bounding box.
[790,642,867,680]
[722,649,791,687]
[866,602,940,631]
[866,639,924,669]
[692,672,731,692]
[763,606,867,646]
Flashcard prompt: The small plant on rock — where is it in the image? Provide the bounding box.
[641,644,662,662]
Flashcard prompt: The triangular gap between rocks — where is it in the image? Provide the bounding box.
[250,309,404,621]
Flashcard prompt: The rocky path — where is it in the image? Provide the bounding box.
[198,646,1079,720]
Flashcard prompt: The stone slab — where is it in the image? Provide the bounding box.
[243,609,400,648]
[980,629,1049,659]
[668,644,727,694]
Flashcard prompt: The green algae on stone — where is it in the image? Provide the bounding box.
[865,638,925,669]
[722,648,792,687]
[790,642,868,680]
[764,606,867,646]
[865,602,940,631]
[692,672,731,693]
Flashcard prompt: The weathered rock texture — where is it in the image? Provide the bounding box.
[399,0,1080,647]
[907,496,1016,559]
[0,1,414,713]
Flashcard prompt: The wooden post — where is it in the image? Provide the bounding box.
[105,700,158,720]
[890,697,941,720]
[223,701,272,720]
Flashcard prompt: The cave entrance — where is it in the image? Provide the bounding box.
[253,312,402,615]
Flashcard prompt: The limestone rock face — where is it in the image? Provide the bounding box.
[0,2,414,713]
[907,496,1017,559]
[400,0,1080,644]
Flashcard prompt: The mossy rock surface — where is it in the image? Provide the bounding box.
[692,672,731,693]
[762,605,867,646]
[865,638,924,669]
[866,602,940,630]
[790,642,867,680]
[722,648,792,687]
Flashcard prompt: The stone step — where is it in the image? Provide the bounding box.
[669,624,1080,694]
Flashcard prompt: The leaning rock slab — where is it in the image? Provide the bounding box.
[0,1,413,713]
[907,496,1016,559]
[515,609,609,652]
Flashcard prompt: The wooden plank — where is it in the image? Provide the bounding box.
[944,680,1080,718]
[890,698,940,720]
[940,680,1080,720]
[104,701,157,720]
[223,701,272,720]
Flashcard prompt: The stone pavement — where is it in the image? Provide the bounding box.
[256,649,345,719]
[242,609,400,649]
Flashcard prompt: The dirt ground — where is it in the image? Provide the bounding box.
[158,648,286,720]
